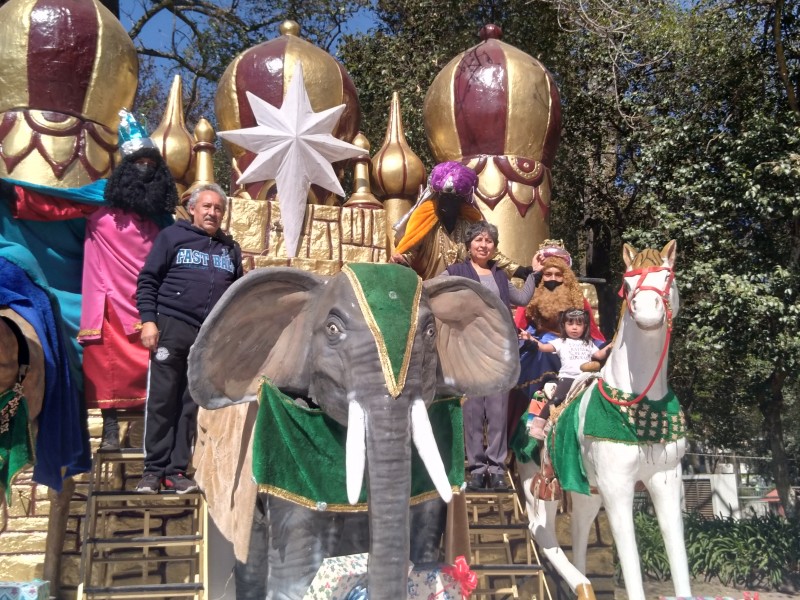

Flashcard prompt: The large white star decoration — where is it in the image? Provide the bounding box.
[218,63,366,257]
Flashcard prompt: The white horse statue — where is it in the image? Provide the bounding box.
[517,240,691,600]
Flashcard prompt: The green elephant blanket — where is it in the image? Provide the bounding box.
[252,378,465,510]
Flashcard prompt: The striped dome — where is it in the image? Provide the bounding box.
[0,0,137,186]
[423,24,560,167]
[423,25,562,267]
[0,0,137,130]
[215,20,361,200]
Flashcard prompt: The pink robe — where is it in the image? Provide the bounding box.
[79,208,159,409]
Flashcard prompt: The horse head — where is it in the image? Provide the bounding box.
[620,240,678,331]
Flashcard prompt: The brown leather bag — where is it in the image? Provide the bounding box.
[530,458,563,501]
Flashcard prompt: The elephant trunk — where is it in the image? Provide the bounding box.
[364,397,413,600]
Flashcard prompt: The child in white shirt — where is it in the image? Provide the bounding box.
[521,309,612,440]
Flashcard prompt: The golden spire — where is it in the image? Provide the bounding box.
[344,132,381,208]
[279,20,301,36]
[150,75,196,193]
[177,117,217,221]
[372,92,426,252]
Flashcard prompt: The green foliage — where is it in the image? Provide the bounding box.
[632,512,672,580]
[632,512,800,589]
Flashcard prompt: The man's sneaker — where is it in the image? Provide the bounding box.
[163,473,199,494]
[135,472,161,494]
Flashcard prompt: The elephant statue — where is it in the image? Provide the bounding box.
[188,263,520,600]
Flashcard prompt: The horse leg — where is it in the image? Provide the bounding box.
[645,464,691,597]
[590,443,645,600]
[570,491,602,574]
[518,454,594,594]
[516,459,539,534]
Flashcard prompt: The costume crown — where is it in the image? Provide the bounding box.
[118,110,157,156]
[538,239,572,267]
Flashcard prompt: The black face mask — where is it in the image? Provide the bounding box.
[543,280,563,292]
[133,162,156,182]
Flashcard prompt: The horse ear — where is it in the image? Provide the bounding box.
[661,240,677,268]
[189,268,325,409]
[622,243,639,269]
[423,276,520,397]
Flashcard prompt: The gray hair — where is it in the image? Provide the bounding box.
[187,183,228,212]
[464,220,499,249]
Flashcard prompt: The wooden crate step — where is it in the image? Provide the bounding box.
[91,490,202,502]
[93,449,145,461]
[86,534,203,549]
[82,582,202,598]
[470,564,544,576]
[89,554,200,565]
[468,523,529,532]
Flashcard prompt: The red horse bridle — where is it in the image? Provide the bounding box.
[598,265,675,407]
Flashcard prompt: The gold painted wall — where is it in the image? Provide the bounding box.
[227,197,389,274]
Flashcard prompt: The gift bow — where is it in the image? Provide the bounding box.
[442,556,478,598]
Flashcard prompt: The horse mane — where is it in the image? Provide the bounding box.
[628,247,663,270]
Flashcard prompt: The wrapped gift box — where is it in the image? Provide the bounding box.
[304,553,470,599]
[659,597,737,600]
[0,580,50,600]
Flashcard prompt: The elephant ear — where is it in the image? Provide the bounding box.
[423,276,520,397]
[189,267,325,409]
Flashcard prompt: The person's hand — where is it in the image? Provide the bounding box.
[140,321,159,350]
[390,253,409,266]
[532,251,545,272]
[518,329,535,341]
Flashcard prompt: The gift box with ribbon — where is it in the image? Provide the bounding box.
[0,579,50,600]
[303,554,477,599]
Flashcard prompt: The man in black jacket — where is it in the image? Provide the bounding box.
[135,183,243,493]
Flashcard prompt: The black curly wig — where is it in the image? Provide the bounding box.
[104,147,178,218]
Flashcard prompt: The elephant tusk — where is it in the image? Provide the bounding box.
[346,399,367,505]
[411,399,453,503]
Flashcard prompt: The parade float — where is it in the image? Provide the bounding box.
[0,0,685,598]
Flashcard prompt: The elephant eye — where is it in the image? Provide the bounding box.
[424,322,436,339]
[325,315,345,340]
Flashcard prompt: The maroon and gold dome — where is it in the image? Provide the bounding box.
[423,24,561,266]
[215,20,361,202]
[0,0,138,187]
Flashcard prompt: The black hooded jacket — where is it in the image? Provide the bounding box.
[136,219,243,328]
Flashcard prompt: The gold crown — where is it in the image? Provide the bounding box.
[539,239,565,251]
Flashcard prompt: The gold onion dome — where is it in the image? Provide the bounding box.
[372,92,426,251]
[423,24,562,265]
[372,92,426,200]
[215,19,361,201]
[0,0,138,187]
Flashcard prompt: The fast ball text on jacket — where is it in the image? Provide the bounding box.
[136,219,244,328]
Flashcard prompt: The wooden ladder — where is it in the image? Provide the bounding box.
[465,473,549,600]
[76,447,207,599]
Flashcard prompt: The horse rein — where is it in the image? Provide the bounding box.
[598,265,674,407]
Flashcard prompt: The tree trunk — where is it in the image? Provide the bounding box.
[758,372,796,517]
